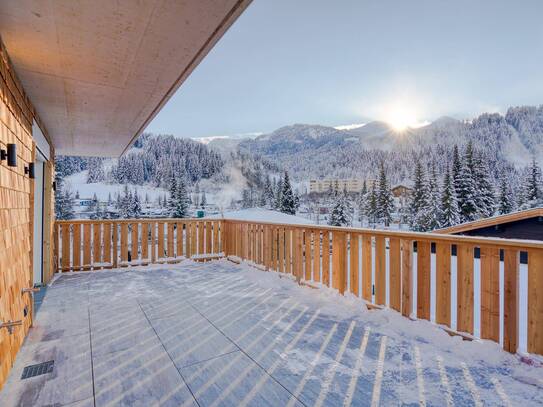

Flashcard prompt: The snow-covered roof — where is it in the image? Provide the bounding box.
[207,208,314,225]
[436,207,543,234]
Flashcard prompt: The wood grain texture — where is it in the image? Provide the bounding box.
[528,249,543,355]
[401,239,413,318]
[93,223,102,268]
[322,231,330,287]
[480,246,499,341]
[416,241,431,320]
[305,230,312,280]
[350,233,359,297]
[332,231,347,294]
[374,236,386,306]
[457,244,474,334]
[503,249,519,353]
[435,242,451,327]
[83,224,91,269]
[362,235,372,301]
[389,237,401,311]
[120,223,128,264]
[72,224,81,270]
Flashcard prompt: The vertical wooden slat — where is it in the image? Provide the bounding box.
[457,244,474,334]
[480,246,500,341]
[54,224,59,272]
[349,233,359,297]
[141,223,149,261]
[120,223,128,265]
[198,222,204,255]
[186,222,192,257]
[503,248,519,353]
[206,221,212,254]
[192,222,198,256]
[61,224,70,271]
[362,234,372,301]
[93,223,101,268]
[176,222,183,258]
[332,231,347,294]
[264,226,271,270]
[401,239,413,318]
[285,228,292,274]
[72,224,81,271]
[151,222,156,263]
[158,222,165,259]
[103,223,111,267]
[112,223,118,268]
[167,222,174,258]
[279,228,285,273]
[322,231,330,287]
[83,224,91,269]
[417,241,431,320]
[313,231,321,282]
[528,249,543,355]
[131,223,139,263]
[436,242,452,327]
[305,230,312,281]
[215,221,221,254]
[389,237,401,311]
[294,228,303,282]
[375,236,386,305]
[270,227,276,270]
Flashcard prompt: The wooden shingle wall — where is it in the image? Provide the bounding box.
[0,38,52,390]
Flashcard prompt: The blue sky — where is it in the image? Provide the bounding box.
[146,0,543,138]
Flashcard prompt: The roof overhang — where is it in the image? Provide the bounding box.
[0,0,251,157]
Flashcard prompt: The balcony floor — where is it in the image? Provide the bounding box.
[1,259,542,406]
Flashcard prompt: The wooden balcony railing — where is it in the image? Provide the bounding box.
[222,219,543,358]
[54,218,543,358]
[54,219,224,271]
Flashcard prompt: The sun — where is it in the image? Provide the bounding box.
[384,104,420,132]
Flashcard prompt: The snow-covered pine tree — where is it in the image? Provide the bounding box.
[367,182,378,226]
[523,157,542,208]
[497,172,514,215]
[274,175,283,210]
[132,190,142,218]
[457,141,478,222]
[170,177,190,218]
[120,189,133,219]
[200,191,207,208]
[328,190,350,226]
[426,163,442,230]
[375,162,394,227]
[54,178,75,220]
[107,192,112,206]
[452,144,462,198]
[473,151,495,218]
[75,190,80,199]
[264,175,274,208]
[86,157,105,183]
[280,172,296,215]
[409,160,427,231]
[440,165,460,227]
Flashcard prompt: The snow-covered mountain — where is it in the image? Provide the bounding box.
[236,105,543,182]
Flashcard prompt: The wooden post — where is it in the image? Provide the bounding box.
[332,231,347,294]
[528,249,543,355]
[322,231,330,287]
[72,224,81,271]
[313,231,321,282]
[362,234,372,301]
[131,223,139,263]
[350,233,360,297]
[480,246,500,341]
[457,244,474,334]
[120,223,128,266]
[436,242,452,327]
[305,230,312,281]
[141,222,149,261]
[83,224,91,270]
[375,236,386,305]
[103,223,112,267]
[503,248,519,353]
[389,237,401,311]
[112,222,118,268]
[416,241,431,320]
[401,239,413,318]
[61,224,70,271]
[167,222,174,258]
[93,223,101,269]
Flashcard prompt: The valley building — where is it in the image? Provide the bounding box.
[309,178,375,193]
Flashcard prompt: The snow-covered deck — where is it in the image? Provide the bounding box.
[1,260,541,406]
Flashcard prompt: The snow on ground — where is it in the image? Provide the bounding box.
[64,171,168,201]
[207,208,314,225]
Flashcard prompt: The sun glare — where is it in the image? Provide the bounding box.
[384,104,420,132]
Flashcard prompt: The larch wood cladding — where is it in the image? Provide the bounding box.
[0,38,52,390]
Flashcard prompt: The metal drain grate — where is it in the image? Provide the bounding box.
[21,360,54,379]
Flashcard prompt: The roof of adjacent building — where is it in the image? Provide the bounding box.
[435,207,543,234]
[0,0,251,157]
